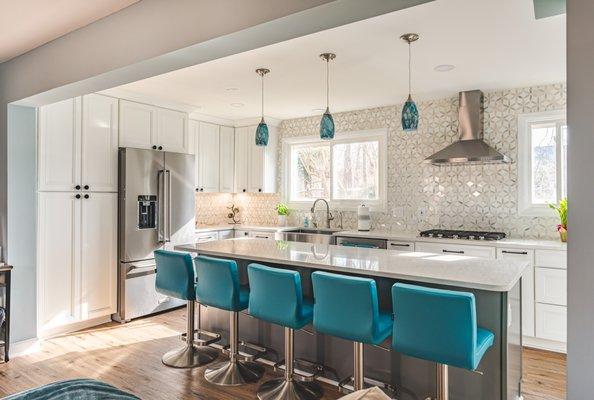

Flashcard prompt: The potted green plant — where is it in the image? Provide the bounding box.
[548,198,567,242]
[275,203,290,226]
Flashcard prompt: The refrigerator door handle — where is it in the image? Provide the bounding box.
[157,169,165,243]
[165,169,172,242]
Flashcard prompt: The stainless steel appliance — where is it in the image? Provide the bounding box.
[115,148,195,322]
[419,229,506,241]
[335,236,387,249]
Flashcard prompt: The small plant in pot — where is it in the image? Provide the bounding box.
[548,198,567,242]
[276,203,290,227]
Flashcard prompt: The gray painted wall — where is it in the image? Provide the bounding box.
[6,106,37,342]
[0,0,432,343]
[567,0,594,397]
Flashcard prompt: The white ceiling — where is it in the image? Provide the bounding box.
[107,0,566,121]
[0,0,138,63]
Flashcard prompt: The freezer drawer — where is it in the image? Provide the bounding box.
[114,260,184,322]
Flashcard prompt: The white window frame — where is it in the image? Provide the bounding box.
[282,128,388,212]
[517,109,567,216]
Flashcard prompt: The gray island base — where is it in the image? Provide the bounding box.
[175,238,527,400]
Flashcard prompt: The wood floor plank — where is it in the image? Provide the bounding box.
[0,309,566,399]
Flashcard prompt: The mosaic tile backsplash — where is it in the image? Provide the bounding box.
[196,83,566,239]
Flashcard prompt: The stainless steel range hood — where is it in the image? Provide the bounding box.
[424,90,510,165]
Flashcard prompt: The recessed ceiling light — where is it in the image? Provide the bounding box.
[226,87,240,92]
[230,103,244,108]
[434,64,455,72]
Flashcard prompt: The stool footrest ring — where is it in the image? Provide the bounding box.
[338,376,397,398]
[273,358,325,382]
[181,329,221,346]
[221,341,268,362]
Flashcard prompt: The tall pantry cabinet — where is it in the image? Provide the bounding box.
[37,94,118,337]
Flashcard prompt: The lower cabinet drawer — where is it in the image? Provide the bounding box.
[415,242,496,259]
[248,231,275,240]
[234,230,250,238]
[387,241,415,252]
[535,303,567,342]
[218,230,234,240]
[535,267,567,306]
[195,232,219,242]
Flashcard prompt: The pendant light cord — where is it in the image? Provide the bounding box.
[261,73,264,119]
[326,59,330,110]
[408,41,412,95]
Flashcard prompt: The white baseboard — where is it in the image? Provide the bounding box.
[10,337,42,358]
[37,315,112,340]
[523,336,566,354]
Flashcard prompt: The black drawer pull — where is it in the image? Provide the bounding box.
[390,243,411,247]
[255,235,269,239]
[443,249,464,254]
[502,250,528,255]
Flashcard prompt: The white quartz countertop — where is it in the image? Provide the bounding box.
[196,225,299,234]
[334,230,566,251]
[175,238,528,292]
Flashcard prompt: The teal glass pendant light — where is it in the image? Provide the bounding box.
[319,53,336,140]
[255,68,270,146]
[400,33,419,132]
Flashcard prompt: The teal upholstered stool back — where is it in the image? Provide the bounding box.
[391,283,495,370]
[195,256,249,311]
[154,250,196,301]
[311,271,392,345]
[247,263,313,330]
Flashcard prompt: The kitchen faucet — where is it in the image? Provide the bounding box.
[311,198,334,228]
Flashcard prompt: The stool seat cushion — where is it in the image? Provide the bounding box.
[312,271,392,345]
[391,283,495,371]
[247,263,313,330]
[195,256,249,311]
[154,250,196,301]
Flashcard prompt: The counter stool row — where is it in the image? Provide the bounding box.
[154,250,495,400]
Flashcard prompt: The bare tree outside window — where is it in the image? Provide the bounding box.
[290,145,331,200]
[333,141,379,200]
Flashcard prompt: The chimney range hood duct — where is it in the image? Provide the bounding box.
[424,90,510,165]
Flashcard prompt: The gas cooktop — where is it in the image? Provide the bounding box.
[419,229,506,241]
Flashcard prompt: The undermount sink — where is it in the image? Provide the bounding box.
[277,227,341,245]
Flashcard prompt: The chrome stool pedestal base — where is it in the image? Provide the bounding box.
[205,310,264,386]
[257,378,323,400]
[162,301,218,368]
[204,359,264,386]
[162,345,219,368]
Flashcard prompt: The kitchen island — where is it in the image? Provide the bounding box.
[175,238,527,400]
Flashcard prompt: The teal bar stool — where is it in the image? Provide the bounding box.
[195,255,264,386]
[248,263,323,400]
[154,250,219,368]
[391,283,495,400]
[311,271,393,393]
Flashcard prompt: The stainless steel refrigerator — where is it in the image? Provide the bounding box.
[114,148,195,322]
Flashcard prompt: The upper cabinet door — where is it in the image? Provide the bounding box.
[119,100,156,150]
[38,98,82,191]
[219,126,235,193]
[248,130,265,193]
[81,192,117,320]
[234,126,249,193]
[156,108,189,153]
[81,94,119,192]
[197,122,220,192]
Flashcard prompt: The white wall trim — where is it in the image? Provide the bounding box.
[9,337,42,358]
[517,109,566,217]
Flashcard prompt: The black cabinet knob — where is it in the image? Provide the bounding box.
[152,145,157,149]
[258,188,262,192]
[84,194,89,199]
[75,185,81,190]
[75,194,81,199]
[158,146,163,150]
[195,188,200,192]
[200,188,204,192]
[242,189,246,193]
[84,185,89,190]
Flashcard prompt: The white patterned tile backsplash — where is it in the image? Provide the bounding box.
[196,83,565,239]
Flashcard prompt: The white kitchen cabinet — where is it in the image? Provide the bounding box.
[195,231,219,243]
[119,100,156,150]
[38,97,82,191]
[535,303,567,342]
[387,241,415,252]
[235,124,278,193]
[120,99,189,153]
[234,230,250,238]
[39,95,119,193]
[81,192,117,320]
[81,94,119,192]
[193,121,220,192]
[219,230,234,240]
[219,126,235,193]
[248,231,275,240]
[415,242,496,259]
[497,248,535,337]
[156,108,189,154]
[535,249,567,269]
[37,191,117,335]
[535,267,567,306]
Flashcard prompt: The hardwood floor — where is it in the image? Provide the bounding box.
[0,309,565,399]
